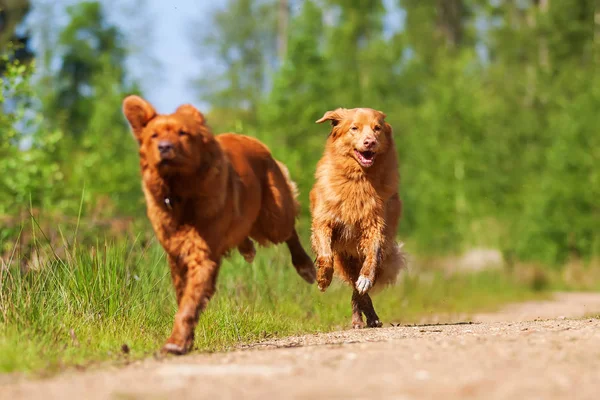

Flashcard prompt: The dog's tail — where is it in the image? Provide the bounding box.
[372,241,408,293]
[275,160,300,216]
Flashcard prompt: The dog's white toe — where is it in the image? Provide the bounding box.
[162,343,186,355]
[355,276,373,294]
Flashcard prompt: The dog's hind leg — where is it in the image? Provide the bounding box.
[237,237,256,263]
[255,159,315,284]
[352,290,383,328]
[286,229,316,284]
[351,289,366,329]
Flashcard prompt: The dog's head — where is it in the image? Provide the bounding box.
[123,95,214,176]
[316,107,392,168]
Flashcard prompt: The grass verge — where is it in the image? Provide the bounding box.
[1,235,549,375]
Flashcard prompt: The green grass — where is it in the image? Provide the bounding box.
[0,234,548,375]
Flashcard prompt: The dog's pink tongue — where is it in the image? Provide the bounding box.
[360,152,373,165]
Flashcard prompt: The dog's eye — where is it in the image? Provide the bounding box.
[178,130,188,137]
[151,133,158,139]
[373,125,381,132]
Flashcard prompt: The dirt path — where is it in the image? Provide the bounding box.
[3,292,600,400]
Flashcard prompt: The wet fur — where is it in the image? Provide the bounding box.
[310,107,406,329]
[123,95,315,354]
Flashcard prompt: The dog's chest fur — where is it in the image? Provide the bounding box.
[320,169,383,244]
[313,152,398,255]
[141,163,242,257]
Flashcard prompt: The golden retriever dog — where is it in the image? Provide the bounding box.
[122,95,316,355]
[310,107,406,328]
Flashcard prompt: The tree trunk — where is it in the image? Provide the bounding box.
[436,0,463,49]
[536,0,550,71]
[525,0,549,105]
[594,0,600,64]
[277,0,289,63]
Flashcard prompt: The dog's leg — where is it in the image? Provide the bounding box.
[353,290,383,328]
[237,237,256,263]
[356,217,385,295]
[311,221,334,291]
[285,229,316,284]
[163,233,220,356]
[351,289,366,329]
[168,255,187,306]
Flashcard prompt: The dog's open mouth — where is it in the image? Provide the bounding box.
[354,150,376,167]
[158,157,178,168]
[159,153,176,163]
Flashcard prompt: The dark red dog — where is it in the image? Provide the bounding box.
[123,95,315,354]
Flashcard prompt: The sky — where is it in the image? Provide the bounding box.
[26,0,219,112]
[140,0,403,112]
[25,0,403,114]
[137,0,217,112]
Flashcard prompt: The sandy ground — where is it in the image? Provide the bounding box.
[3,292,600,400]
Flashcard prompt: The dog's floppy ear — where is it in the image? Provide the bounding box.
[376,110,387,120]
[123,95,156,141]
[316,108,347,127]
[377,110,391,134]
[176,104,206,125]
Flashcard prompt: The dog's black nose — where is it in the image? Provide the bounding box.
[158,141,174,154]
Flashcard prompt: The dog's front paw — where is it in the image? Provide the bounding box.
[162,327,194,356]
[355,275,373,295]
[316,256,334,292]
[161,342,188,356]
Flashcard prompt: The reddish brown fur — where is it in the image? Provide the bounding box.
[310,107,406,329]
[123,95,315,355]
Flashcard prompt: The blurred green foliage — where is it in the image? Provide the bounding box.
[1,0,599,266]
[0,49,62,217]
[202,0,600,265]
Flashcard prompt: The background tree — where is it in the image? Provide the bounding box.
[192,0,278,131]
[0,0,33,68]
[45,1,127,137]
[195,0,599,263]
[0,0,597,265]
